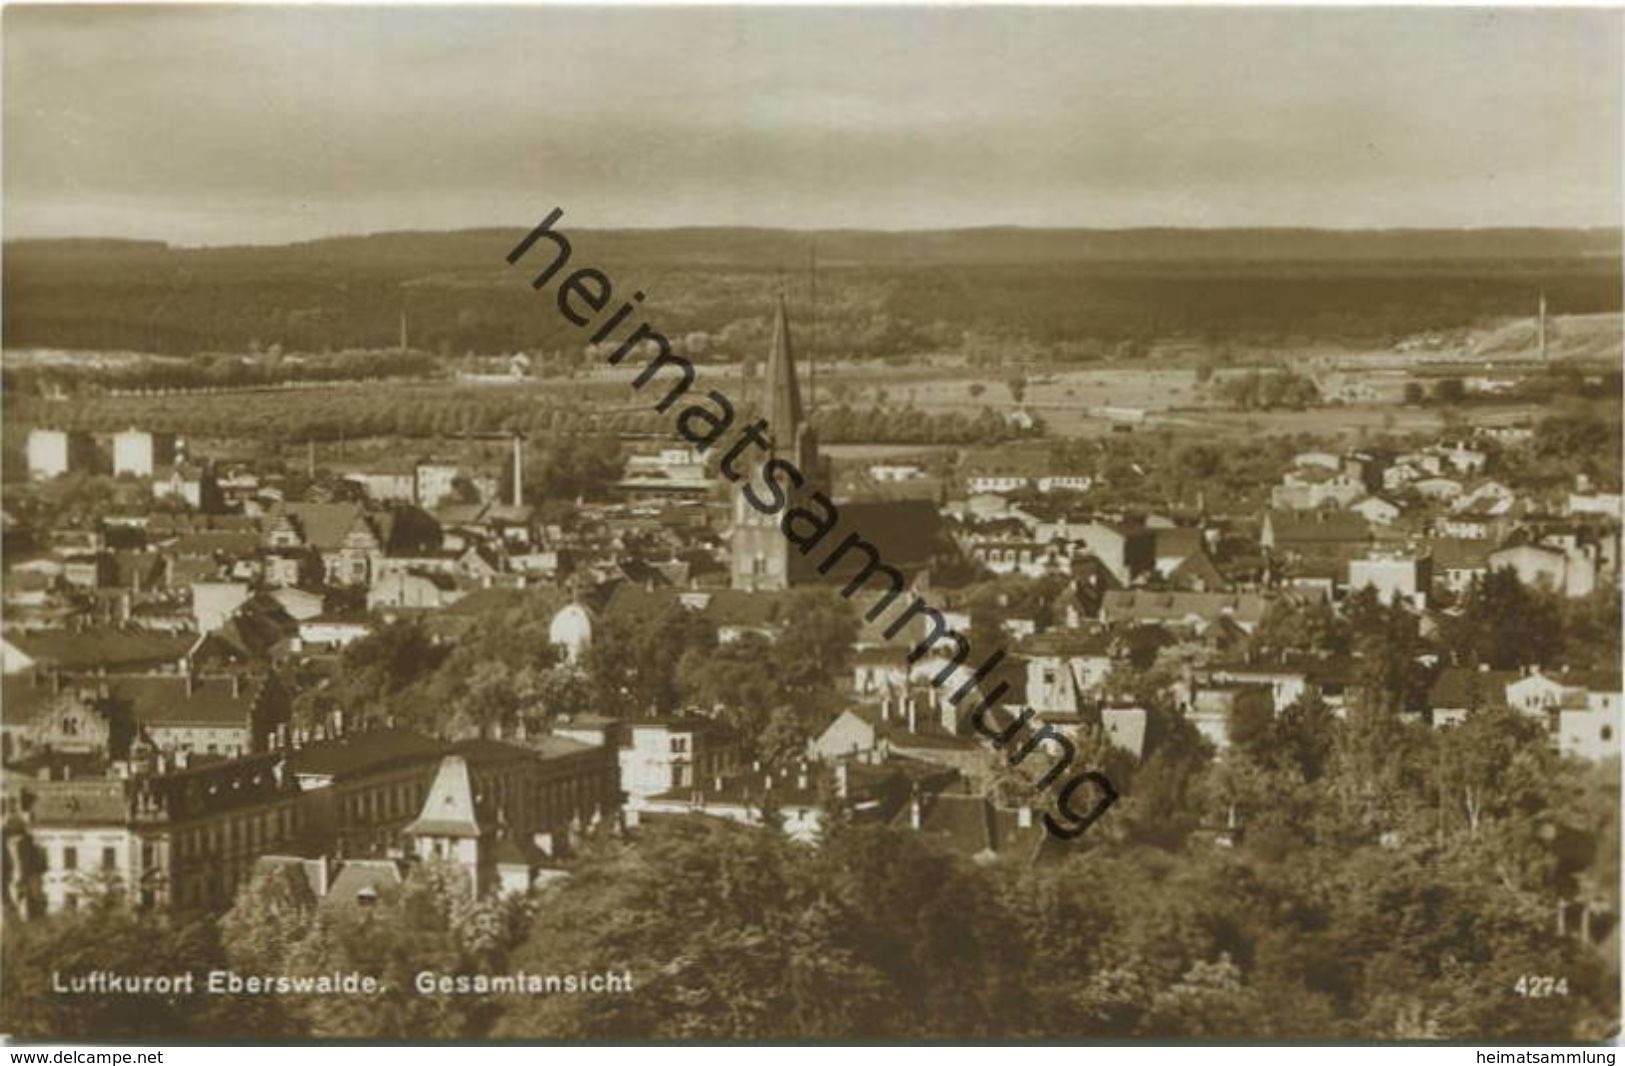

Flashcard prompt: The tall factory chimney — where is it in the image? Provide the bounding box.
[511,433,524,508]
[1537,290,1548,362]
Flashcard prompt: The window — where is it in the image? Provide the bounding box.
[671,737,688,754]
[102,846,116,871]
[62,846,77,871]
[1603,726,1613,743]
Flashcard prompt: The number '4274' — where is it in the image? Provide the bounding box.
[1514,975,1569,998]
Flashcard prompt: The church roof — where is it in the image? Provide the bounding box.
[762,296,805,446]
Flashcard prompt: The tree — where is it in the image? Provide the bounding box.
[1446,569,1563,670]
[1,891,234,1038]
[1432,377,1467,406]
[1225,687,1276,760]
[1345,587,1430,715]
[585,596,715,717]
[1249,595,1348,659]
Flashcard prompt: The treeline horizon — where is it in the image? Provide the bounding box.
[8,223,1622,262]
[5,226,1620,358]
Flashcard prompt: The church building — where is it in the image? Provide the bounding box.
[730,297,829,591]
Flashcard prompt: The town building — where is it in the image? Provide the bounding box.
[112,429,181,479]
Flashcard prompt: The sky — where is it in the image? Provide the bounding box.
[4,4,1622,245]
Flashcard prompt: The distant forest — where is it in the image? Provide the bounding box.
[3,227,1620,359]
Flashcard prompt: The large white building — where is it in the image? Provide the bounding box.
[26,429,95,480]
[1347,552,1431,609]
[113,429,181,478]
[617,718,737,809]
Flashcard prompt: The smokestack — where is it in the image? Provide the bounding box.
[512,434,524,508]
[1538,290,1548,361]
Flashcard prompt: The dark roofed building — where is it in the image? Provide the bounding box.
[1429,666,1518,726]
[1261,509,1372,552]
[107,672,290,758]
[887,785,1061,866]
[2,629,192,676]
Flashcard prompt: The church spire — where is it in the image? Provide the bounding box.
[762,294,804,446]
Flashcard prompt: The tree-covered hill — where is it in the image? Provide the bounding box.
[5,227,1620,357]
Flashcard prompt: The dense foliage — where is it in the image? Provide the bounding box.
[7,729,1616,1042]
[5,231,1618,357]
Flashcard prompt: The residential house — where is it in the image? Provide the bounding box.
[1100,590,1268,634]
[1425,538,1494,595]
[1017,629,1114,715]
[1428,666,1518,728]
[638,764,825,844]
[618,718,739,810]
[1347,551,1432,608]
[1488,542,1597,599]
[1349,495,1403,526]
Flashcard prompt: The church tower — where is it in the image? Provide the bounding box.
[731,296,825,590]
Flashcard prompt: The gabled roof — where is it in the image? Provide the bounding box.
[889,788,1050,864]
[1264,509,1372,544]
[699,588,804,629]
[1101,706,1148,758]
[326,859,404,904]
[1428,667,1517,710]
[1101,590,1267,627]
[816,500,944,575]
[1,675,82,726]
[171,532,263,557]
[1168,550,1229,591]
[287,727,445,780]
[278,502,369,552]
[253,855,327,900]
[1016,629,1112,658]
[147,514,263,536]
[1425,537,1495,569]
[647,766,820,808]
[1153,527,1204,558]
[4,630,192,673]
[27,780,130,826]
[1571,669,1623,693]
[109,675,262,727]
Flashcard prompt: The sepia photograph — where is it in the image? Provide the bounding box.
[0,1,1621,1049]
